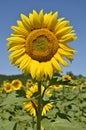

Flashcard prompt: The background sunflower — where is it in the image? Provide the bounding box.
[24,84,53,117]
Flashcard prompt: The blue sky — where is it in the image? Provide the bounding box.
[0,0,86,76]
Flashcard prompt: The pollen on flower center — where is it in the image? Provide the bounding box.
[32,36,49,52]
[26,29,58,62]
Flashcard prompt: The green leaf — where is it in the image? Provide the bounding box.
[0,120,15,130]
[50,76,77,86]
[42,118,86,130]
[0,92,27,107]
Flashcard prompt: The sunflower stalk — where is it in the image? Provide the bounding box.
[37,81,42,130]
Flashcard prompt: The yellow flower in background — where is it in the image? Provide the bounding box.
[3,82,13,93]
[50,84,63,90]
[80,84,85,90]
[26,79,33,87]
[24,100,38,117]
[26,84,52,98]
[72,86,78,90]
[11,79,23,90]
[24,84,53,116]
[7,10,77,80]
[62,74,72,81]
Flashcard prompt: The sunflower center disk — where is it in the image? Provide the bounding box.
[32,36,49,52]
[26,29,58,62]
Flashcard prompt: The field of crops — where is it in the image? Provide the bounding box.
[0,74,86,130]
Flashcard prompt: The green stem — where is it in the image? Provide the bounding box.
[37,81,42,130]
[32,117,35,130]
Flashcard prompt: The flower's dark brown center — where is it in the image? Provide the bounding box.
[26,29,58,62]
[12,81,21,88]
[6,85,11,90]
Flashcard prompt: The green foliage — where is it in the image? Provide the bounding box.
[0,74,86,130]
[0,91,34,130]
[42,118,85,130]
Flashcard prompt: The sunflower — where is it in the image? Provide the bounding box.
[24,99,38,117]
[3,82,13,93]
[11,79,23,90]
[50,84,63,90]
[62,74,72,81]
[7,10,77,80]
[23,84,53,116]
[26,79,33,87]
[72,86,78,90]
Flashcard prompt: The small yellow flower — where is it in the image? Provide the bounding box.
[7,10,77,80]
[72,86,77,90]
[3,82,13,93]
[50,85,63,90]
[24,84,53,116]
[80,84,85,90]
[26,79,33,87]
[11,79,23,90]
[62,75,72,81]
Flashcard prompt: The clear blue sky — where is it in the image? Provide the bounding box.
[0,0,86,76]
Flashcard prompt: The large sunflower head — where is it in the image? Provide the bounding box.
[7,10,77,80]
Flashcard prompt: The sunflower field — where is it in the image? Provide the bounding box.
[0,74,86,130]
[0,9,85,130]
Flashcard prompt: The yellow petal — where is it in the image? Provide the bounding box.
[11,54,27,65]
[59,43,77,52]
[24,64,31,76]
[50,57,62,72]
[36,63,44,80]
[48,12,58,30]
[65,55,74,62]
[30,60,40,79]
[8,44,25,52]
[10,33,26,38]
[57,17,65,24]
[42,107,46,115]
[54,20,70,32]
[20,14,31,31]
[17,20,25,28]
[9,48,25,59]
[54,52,68,67]
[43,62,53,79]
[37,62,45,79]
[29,13,34,28]
[19,55,31,70]
[21,57,31,70]
[7,40,24,48]
[42,12,52,28]
[55,26,73,37]
[59,34,77,43]
[11,26,28,36]
[58,48,73,56]
[39,9,44,26]
[32,10,41,29]
[7,37,26,43]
